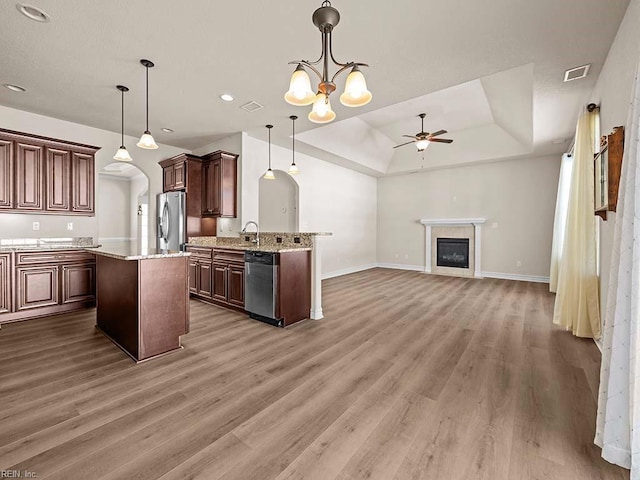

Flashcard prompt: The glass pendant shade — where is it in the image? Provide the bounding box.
[288,163,299,175]
[416,139,430,151]
[113,146,133,162]
[340,67,372,107]
[308,93,336,124]
[285,65,315,106]
[137,131,158,149]
[264,168,275,180]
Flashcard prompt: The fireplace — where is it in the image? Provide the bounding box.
[436,238,469,269]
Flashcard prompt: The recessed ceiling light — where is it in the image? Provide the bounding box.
[16,4,51,22]
[161,128,174,133]
[4,83,26,92]
[220,94,234,102]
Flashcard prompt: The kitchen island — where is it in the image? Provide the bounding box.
[92,244,190,362]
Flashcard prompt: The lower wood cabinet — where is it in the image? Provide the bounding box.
[0,253,12,314]
[0,249,96,324]
[186,246,244,310]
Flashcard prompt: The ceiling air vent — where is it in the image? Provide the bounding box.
[240,101,264,113]
[564,64,591,82]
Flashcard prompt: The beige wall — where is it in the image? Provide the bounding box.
[0,105,186,245]
[98,175,131,240]
[377,155,560,279]
[588,0,640,320]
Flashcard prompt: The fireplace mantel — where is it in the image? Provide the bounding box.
[420,218,486,277]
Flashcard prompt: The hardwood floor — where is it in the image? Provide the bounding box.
[0,268,628,479]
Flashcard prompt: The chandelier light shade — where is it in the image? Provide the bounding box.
[113,85,133,162]
[264,124,275,180]
[285,0,371,123]
[137,59,158,150]
[288,115,300,175]
[309,92,336,124]
[416,139,430,151]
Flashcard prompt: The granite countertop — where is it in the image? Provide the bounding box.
[185,244,312,253]
[0,244,102,251]
[91,245,190,261]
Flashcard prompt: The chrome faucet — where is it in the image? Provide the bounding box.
[241,221,259,246]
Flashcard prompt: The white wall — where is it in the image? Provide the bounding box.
[97,175,131,240]
[377,155,560,278]
[588,0,640,320]
[259,171,298,232]
[0,105,186,245]
[129,174,148,244]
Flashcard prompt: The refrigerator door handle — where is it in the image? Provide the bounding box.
[162,201,170,241]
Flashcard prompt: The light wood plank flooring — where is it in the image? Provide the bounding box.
[0,268,628,479]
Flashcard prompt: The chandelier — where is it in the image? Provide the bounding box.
[284,1,371,124]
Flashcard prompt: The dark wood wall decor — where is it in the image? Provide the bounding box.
[595,126,624,220]
[0,128,99,215]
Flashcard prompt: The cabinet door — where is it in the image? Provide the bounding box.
[197,261,213,298]
[210,159,222,215]
[62,263,96,304]
[202,162,212,215]
[173,162,186,190]
[0,139,13,209]
[188,260,198,294]
[212,262,227,302]
[0,253,11,314]
[228,264,245,308]
[163,165,175,192]
[71,152,94,214]
[46,148,71,211]
[16,266,59,310]
[15,143,44,210]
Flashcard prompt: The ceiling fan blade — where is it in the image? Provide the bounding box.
[402,135,418,140]
[393,141,416,148]
[429,138,453,144]
[428,130,448,138]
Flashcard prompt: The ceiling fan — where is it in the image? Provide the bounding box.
[393,113,453,151]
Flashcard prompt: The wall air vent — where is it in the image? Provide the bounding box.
[240,101,264,113]
[563,64,591,82]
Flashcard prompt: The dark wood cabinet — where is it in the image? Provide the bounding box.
[276,250,312,326]
[15,142,44,211]
[0,253,11,314]
[1,249,96,324]
[46,148,71,211]
[71,152,94,214]
[228,264,245,308]
[212,262,228,302]
[186,246,244,310]
[0,128,99,216]
[197,261,213,298]
[159,154,217,237]
[202,150,237,218]
[186,246,214,299]
[0,139,14,209]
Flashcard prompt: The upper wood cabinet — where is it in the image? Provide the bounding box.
[0,128,99,216]
[202,150,237,218]
[160,154,195,193]
[0,253,11,314]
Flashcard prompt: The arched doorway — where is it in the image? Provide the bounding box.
[258,170,299,232]
[98,162,150,248]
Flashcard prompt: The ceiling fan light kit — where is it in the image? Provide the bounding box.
[285,1,371,123]
[137,59,159,150]
[393,113,454,151]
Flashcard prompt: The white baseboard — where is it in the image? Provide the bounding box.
[375,263,425,272]
[320,263,549,284]
[322,263,378,280]
[481,271,550,283]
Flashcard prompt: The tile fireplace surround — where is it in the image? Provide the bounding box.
[420,218,486,278]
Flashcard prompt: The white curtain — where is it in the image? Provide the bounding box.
[595,63,640,477]
[549,153,574,293]
[552,109,601,338]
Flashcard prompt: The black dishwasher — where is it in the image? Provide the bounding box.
[244,251,282,326]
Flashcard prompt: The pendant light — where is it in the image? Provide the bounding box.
[264,125,275,180]
[136,59,158,149]
[288,115,299,175]
[285,1,371,123]
[113,85,133,162]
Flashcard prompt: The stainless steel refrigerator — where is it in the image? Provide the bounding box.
[156,191,186,251]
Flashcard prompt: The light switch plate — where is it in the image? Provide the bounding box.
[32,222,39,231]
[67,222,73,231]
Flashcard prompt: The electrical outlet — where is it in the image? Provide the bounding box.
[491,222,498,229]
[32,222,39,231]
[404,254,409,259]
[516,261,522,267]
[67,222,73,231]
